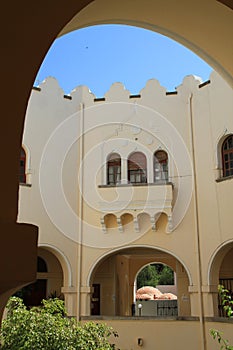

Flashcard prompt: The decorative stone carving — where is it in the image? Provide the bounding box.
[117,217,123,232]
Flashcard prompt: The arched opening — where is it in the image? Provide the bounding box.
[19,147,26,184]
[221,135,233,178]
[137,212,151,233]
[107,153,121,185]
[121,213,134,226]
[128,152,147,184]
[104,213,118,229]
[135,262,177,316]
[209,241,233,317]
[1,0,233,331]
[154,150,168,183]
[89,246,191,317]
[219,248,233,316]
[14,248,64,307]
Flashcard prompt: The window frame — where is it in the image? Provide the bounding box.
[19,147,26,184]
[107,153,121,185]
[222,135,233,178]
[128,152,147,184]
[154,150,168,183]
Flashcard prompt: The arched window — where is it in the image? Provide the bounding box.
[107,153,121,185]
[154,150,168,182]
[222,135,233,177]
[19,147,26,183]
[128,152,147,184]
[37,256,48,272]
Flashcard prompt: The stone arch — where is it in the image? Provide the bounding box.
[39,244,72,287]
[134,261,177,315]
[137,212,151,232]
[106,152,121,185]
[208,240,233,316]
[154,149,169,183]
[1,0,233,323]
[88,245,192,317]
[59,1,233,87]
[13,246,66,308]
[127,151,147,184]
[103,213,118,229]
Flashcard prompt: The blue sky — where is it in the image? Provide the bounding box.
[35,24,213,97]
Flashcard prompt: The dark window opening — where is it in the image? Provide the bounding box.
[222,135,233,177]
[154,150,168,182]
[107,153,121,185]
[37,256,48,272]
[128,152,147,184]
[19,147,26,183]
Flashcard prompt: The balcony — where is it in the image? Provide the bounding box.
[98,182,173,233]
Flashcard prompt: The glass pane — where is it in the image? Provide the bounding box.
[142,175,147,183]
[224,154,228,161]
[109,174,114,182]
[116,166,121,174]
[228,137,233,148]
[230,153,233,160]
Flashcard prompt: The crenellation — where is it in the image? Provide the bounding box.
[30,74,217,105]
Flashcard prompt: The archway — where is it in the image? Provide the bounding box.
[134,262,177,316]
[1,0,233,321]
[14,247,64,307]
[209,241,233,317]
[89,246,191,317]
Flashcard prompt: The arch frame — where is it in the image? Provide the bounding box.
[59,0,233,88]
[207,239,233,286]
[38,243,73,287]
[87,244,192,287]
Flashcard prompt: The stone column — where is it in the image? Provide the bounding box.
[61,286,77,317]
[80,286,93,316]
[188,284,219,317]
[121,157,128,184]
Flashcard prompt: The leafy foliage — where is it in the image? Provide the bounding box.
[137,264,174,289]
[210,329,233,350]
[0,297,119,350]
[210,286,233,350]
[218,285,233,318]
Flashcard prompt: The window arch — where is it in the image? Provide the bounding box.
[222,135,233,177]
[154,150,168,182]
[107,153,121,185]
[19,147,26,183]
[128,152,147,184]
[37,256,48,272]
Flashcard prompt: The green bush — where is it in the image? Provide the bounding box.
[0,297,118,350]
[210,286,233,350]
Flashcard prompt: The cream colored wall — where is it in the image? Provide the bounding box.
[92,255,116,315]
[82,318,233,350]
[18,71,233,323]
[37,248,63,298]
[190,72,233,289]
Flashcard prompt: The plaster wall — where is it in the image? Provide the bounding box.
[18,71,233,324]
